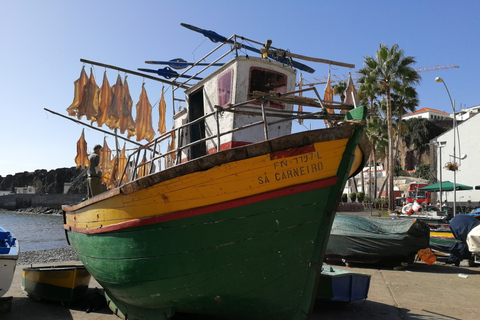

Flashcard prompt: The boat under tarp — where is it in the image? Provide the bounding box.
[325,215,430,266]
[446,214,480,265]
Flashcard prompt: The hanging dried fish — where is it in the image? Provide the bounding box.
[323,70,334,127]
[66,66,88,117]
[96,71,113,127]
[74,129,89,168]
[106,74,123,130]
[158,87,167,134]
[99,138,114,188]
[137,153,149,178]
[135,83,155,142]
[115,143,128,184]
[118,76,136,137]
[76,68,100,121]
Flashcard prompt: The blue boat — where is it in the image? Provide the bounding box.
[0,226,19,297]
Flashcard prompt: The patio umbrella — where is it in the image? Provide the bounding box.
[420,181,473,192]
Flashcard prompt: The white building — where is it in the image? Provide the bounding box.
[404,107,450,121]
[455,105,480,121]
[15,186,36,194]
[431,112,480,205]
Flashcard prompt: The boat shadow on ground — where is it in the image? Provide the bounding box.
[2,288,113,320]
[67,287,113,314]
[313,300,463,320]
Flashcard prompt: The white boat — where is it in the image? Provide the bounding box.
[0,226,19,297]
[390,201,449,222]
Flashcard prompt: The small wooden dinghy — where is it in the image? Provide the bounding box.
[22,265,91,304]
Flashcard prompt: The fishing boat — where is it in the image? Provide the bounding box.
[391,201,449,223]
[22,265,91,304]
[0,226,18,298]
[61,23,370,320]
[429,223,455,246]
[325,215,430,266]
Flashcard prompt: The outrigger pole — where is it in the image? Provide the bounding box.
[79,59,190,90]
[44,108,144,148]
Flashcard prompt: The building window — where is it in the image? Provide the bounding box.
[248,67,287,109]
[218,70,233,107]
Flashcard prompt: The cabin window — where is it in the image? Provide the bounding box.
[248,67,287,109]
[218,70,233,107]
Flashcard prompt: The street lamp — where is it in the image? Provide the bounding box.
[434,141,446,206]
[435,77,458,216]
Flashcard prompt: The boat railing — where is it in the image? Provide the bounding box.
[75,33,356,189]
[116,86,352,188]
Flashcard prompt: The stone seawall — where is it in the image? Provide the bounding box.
[0,194,84,211]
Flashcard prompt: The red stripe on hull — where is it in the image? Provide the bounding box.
[270,145,315,160]
[67,176,338,234]
[207,141,252,155]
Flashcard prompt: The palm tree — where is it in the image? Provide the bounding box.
[390,84,419,165]
[332,81,347,102]
[357,44,420,211]
[365,116,387,199]
[358,76,382,198]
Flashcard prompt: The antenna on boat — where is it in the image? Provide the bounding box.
[180,23,316,73]
[181,23,355,70]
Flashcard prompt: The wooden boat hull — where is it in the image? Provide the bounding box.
[64,113,368,319]
[0,227,18,298]
[22,265,91,303]
[430,230,455,246]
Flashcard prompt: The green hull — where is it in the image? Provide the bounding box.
[69,185,338,320]
[430,236,455,246]
[66,102,367,319]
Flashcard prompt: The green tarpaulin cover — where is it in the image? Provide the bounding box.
[325,215,430,265]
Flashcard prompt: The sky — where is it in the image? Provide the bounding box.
[0,0,479,177]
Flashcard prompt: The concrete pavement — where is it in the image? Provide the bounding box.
[3,259,480,320]
[313,261,480,320]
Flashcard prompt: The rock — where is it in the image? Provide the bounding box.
[0,167,87,195]
[15,206,63,215]
[18,247,79,265]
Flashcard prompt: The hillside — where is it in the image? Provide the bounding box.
[0,167,87,194]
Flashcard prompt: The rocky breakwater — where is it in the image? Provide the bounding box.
[15,206,63,215]
[0,167,87,194]
[0,167,87,211]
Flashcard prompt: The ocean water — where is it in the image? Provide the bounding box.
[0,210,69,252]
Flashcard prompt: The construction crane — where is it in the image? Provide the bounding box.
[297,64,460,87]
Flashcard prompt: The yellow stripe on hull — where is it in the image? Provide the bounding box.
[430,232,454,239]
[65,139,350,230]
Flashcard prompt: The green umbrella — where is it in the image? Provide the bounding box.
[420,181,473,192]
